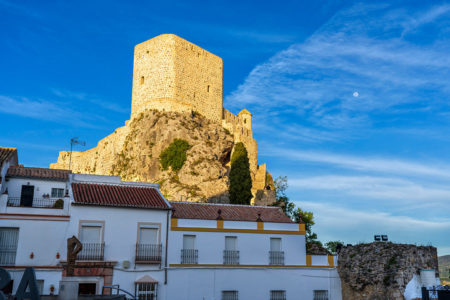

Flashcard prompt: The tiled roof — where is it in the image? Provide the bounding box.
[170,201,295,223]
[0,147,17,164]
[72,183,170,209]
[6,166,70,181]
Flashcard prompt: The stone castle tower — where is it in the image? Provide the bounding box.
[130,34,269,200]
[51,34,274,205]
[131,34,223,123]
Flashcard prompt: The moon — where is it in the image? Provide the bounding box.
[353,91,359,97]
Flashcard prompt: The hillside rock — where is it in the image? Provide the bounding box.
[338,242,439,300]
[51,110,234,202]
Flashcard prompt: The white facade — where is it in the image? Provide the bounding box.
[0,165,342,300]
[166,211,341,300]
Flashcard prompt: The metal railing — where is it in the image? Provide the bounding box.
[7,197,64,209]
[270,290,286,300]
[222,291,238,300]
[135,244,162,263]
[314,290,329,300]
[181,249,198,264]
[78,243,105,261]
[223,250,239,265]
[269,251,285,265]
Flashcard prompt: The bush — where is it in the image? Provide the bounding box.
[53,199,64,209]
[159,139,191,172]
[229,142,252,205]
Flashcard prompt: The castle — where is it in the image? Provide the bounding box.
[52,34,273,204]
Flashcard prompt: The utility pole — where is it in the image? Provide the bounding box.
[69,137,86,170]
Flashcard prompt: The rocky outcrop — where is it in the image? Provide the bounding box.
[52,110,235,202]
[338,242,439,300]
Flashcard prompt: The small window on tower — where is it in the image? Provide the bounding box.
[141,76,145,85]
[207,85,210,92]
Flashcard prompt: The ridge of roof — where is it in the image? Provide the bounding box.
[169,200,280,209]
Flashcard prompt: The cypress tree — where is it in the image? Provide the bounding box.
[229,142,252,204]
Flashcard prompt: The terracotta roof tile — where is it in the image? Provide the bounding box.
[170,201,295,223]
[72,183,169,209]
[6,166,70,181]
[0,147,17,164]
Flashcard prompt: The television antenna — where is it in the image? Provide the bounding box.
[69,137,86,170]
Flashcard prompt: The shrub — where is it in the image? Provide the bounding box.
[159,139,191,172]
[53,199,64,209]
[229,142,252,205]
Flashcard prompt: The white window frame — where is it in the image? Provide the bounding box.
[51,188,64,198]
[0,227,19,266]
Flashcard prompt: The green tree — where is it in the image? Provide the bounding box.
[325,241,344,254]
[159,139,191,172]
[229,142,252,205]
[272,176,324,252]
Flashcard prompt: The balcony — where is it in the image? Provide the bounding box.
[7,197,64,209]
[135,244,162,263]
[223,250,239,265]
[269,251,285,265]
[78,243,105,261]
[181,249,198,264]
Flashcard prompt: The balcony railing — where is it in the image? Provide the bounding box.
[269,251,285,265]
[7,197,64,209]
[77,243,105,261]
[181,249,198,264]
[223,250,239,265]
[135,244,162,263]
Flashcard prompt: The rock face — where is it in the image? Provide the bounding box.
[51,34,277,205]
[52,110,236,202]
[338,242,439,300]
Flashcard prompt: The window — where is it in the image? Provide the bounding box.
[0,228,19,265]
[139,226,159,244]
[78,223,104,261]
[136,225,161,262]
[314,290,329,300]
[222,290,238,300]
[140,76,145,85]
[136,283,158,300]
[51,188,64,198]
[181,235,197,264]
[269,238,284,265]
[270,290,286,300]
[224,236,239,265]
[207,85,210,92]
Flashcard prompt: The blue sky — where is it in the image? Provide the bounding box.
[1,1,450,255]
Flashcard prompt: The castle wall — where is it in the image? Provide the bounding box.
[131,34,223,123]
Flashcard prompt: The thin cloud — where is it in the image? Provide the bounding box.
[225,3,450,130]
[289,175,450,204]
[266,148,450,179]
[297,201,450,254]
[0,95,103,128]
[51,88,129,114]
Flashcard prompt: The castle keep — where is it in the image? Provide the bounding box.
[51,34,272,204]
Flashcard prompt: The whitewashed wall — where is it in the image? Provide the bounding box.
[165,268,342,300]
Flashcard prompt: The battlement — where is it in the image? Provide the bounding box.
[131,34,223,123]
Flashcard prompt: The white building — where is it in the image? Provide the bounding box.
[0,147,18,193]
[0,165,71,295]
[166,201,341,300]
[0,162,341,300]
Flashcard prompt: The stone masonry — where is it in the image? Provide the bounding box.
[338,242,439,300]
[51,34,274,204]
